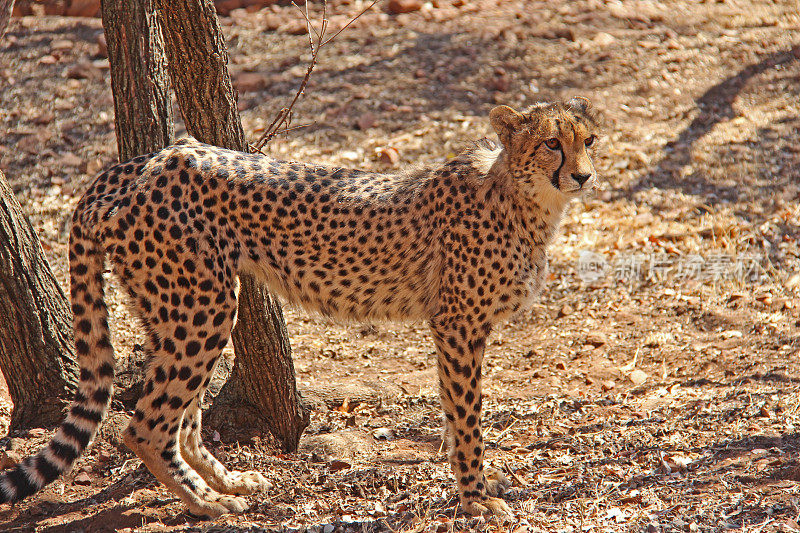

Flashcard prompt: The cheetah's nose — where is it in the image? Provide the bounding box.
[572,173,591,186]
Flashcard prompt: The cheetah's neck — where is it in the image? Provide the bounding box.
[487,150,569,250]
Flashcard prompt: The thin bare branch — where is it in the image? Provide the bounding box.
[253,0,383,150]
[271,122,314,136]
[322,0,381,47]
[290,0,317,50]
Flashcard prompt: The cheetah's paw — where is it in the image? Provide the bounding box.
[227,470,272,495]
[484,466,511,497]
[463,496,513,518]
[186,494,249,518]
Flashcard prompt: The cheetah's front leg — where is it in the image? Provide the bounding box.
[430,318,513,518]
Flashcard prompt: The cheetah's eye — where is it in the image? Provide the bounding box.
[584,135,596,147]
[544,138,561,150]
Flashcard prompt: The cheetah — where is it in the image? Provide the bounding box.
[0,98,599,518]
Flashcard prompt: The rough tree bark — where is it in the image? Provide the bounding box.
[0,0,80,430]
[92,0,174,445]
[100,0,174,159]
[0,173,79,430]
[155,0,310,451]
[0,0,13,37]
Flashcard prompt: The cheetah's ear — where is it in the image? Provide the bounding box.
[565,96,591,114]
[490,105,525,146]
[565,96,598,124]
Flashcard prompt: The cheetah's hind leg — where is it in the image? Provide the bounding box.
[180,397,271,495]
[119,268,251,517]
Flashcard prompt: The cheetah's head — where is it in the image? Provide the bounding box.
[490,98,599,197]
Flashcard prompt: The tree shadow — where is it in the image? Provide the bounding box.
[627,46,800,211]
[0,469,175,533]
[711,432,800,458]
[2,20,103,52]
[240,28,575,127]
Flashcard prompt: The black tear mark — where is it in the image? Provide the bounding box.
[551,148,564,189]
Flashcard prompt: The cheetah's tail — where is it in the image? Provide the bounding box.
[0,218,114,503]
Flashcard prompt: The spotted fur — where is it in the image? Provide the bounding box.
[0,99,599,517]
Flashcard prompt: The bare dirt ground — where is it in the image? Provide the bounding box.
[1,0,799,531]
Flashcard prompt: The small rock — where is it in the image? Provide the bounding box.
[74,471,92,486]
[65,0,101,17]
[328,459,351,472]
[33,111,54,125]
[84,158,105,176]
[234,72,267,93]
[51,39,74,51]
[356,112,376,130]
[755,292,773,305]
[643,332,670,347]
[215,0,241,16]
[628,150,649,169]
[552,27,575,41]
[341,150,360,162]
[262,13,282,31]
[585,332,607,348]
[488,68,510,92]
[27,428,46,437]
[282,20,308,36]
[97,449,113,463]
[39,54,58,65]
[64,61,102,80]
[377,146,399,165]
[629,369,648,386]
[785,273,800,291]
[62,152,83,167]
[387,0,423,15]
[373,427,395,440]
[592,32,616,46]
[557,304,573,318]
[0,450,21,470]
[601,380,616,391]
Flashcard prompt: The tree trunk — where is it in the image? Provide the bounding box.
[0,0,78,431]
[0,171,79,430]
[100,0,174,160]
[94,0,174,448]
[156,0,309,451]
[0,0,13,38]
